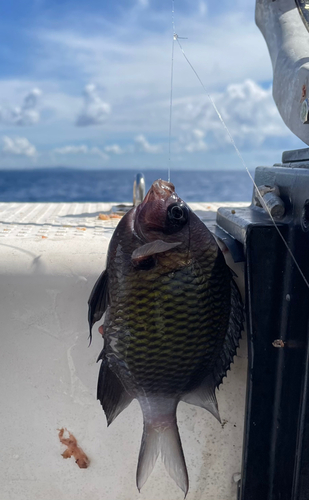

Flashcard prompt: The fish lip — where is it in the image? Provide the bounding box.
[144,179,176,202]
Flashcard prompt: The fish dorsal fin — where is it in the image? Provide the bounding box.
[97,353,133,426]
[212,278,244,388]
[181,375,221,423]
[132,240,181,264]
[181,279,244,422]
[88,270,109,341]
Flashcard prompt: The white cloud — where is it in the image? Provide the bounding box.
[0,88,41,126]
[137,0,149,7]
[54,144,108,159]
[104,144,123,154]
[76,84,111,127]
[38,8,271,109]
[24,4,291,167]
[183,128,208,152]
[2,136,37,157]
[32,15,280,155]
[54,145,88,155]
[173,80,290,152]
[90,146,108,159]
[199,1,207,16]
[134,134,161,153]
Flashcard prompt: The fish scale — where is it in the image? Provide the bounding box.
[104,247,231,395]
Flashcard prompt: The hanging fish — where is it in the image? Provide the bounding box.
[88,179,243,496]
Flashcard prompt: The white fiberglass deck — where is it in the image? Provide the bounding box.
[0,202,248,500]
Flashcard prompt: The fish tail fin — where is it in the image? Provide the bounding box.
[136,418,189,497]
[136,420,160,492]
[161,421,189,497]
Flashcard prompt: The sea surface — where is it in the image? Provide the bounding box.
[0,169,254,203]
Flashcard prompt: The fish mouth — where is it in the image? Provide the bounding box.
[134,179,182,238]
[144,179,175,202]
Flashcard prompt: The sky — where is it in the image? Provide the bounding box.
[0,0,306,170]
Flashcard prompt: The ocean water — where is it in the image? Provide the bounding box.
[0,169,254,203]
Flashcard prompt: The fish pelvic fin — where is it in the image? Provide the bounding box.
[136,410,189,496]
[97,354,133,426]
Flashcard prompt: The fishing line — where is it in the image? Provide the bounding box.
[168,0,176,183]
[173,36,309,290]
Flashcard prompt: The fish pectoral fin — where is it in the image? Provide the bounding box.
[88,269,109,341]
[131,240,181,264]
[181,375,221,423]
[97,354,133,426]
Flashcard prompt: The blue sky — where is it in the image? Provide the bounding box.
[0,0,305,170]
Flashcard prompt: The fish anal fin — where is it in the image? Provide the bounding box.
[97,355,133,426]
[132,240,181,265]
[182,375,221,423]
[88,270,109,341]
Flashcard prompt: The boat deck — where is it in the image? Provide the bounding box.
[0,202,248,500]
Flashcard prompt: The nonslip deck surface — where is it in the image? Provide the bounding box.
[0,201,249,239]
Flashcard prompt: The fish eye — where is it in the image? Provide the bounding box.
[170,205,184,219]
[166,202,189,232]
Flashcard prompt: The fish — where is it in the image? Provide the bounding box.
[88,179,243,496]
